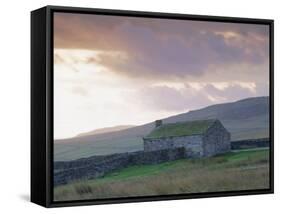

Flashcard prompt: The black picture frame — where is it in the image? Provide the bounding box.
[31,5,274,208]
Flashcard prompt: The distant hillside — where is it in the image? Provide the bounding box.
[76,125,135,137]
[54,96,269,161]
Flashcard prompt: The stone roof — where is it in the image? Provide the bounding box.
[146,119,217,139]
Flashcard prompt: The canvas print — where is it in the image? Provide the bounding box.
[53,12,270,202]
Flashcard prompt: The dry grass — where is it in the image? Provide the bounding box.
[54,149,270,201]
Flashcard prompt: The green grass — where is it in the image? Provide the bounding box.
[101,161,184,181]
[146,119,215,139]
[54,148,269,201]
[54,136,143,161]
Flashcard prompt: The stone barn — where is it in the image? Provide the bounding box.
[143,119,230,158]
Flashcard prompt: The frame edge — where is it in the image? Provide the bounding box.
[31,6,48,207]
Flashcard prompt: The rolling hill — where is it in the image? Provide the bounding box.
[54,96,270,161]
[76,125,135,137]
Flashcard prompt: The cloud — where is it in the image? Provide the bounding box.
[54,53,65,64]
[135,86,194,112]
[255,82,270,96]
[54,13,125,51]
[53,13,270,137]
[54,12,269,83]
[202,83,254,102]
[132,82,266,112]
[71,86,88,96]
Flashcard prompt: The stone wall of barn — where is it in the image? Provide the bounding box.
[143,135,203,157]
[203,120,231,157]
[143,138,174,151]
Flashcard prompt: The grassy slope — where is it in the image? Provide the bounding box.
[54,149,270,201]
[54,137,143,161]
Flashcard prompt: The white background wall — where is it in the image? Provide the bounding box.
[0,0,279,212]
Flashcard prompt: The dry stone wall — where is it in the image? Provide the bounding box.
[54,147,186,186]
[231,138,269,150]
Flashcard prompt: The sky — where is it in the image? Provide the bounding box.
[54,12,270,139]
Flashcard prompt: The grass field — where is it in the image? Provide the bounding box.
[54,148,270,201]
